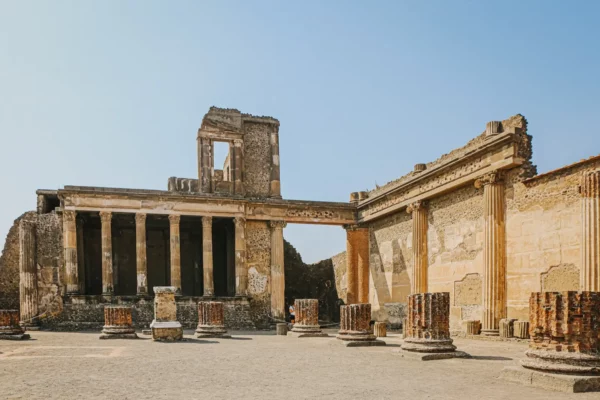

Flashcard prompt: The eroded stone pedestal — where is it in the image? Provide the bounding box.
[401,293,468,360]
[374,322,387,338]
[337,304,385,347]
[0,310,30,340]
[150,287,183,341]
[501,291,600,392]
[100,306,138,339]
[289,299,327,338]
[196,301,230,338]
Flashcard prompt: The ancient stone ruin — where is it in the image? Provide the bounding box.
[289,299,327,338]
[195,301,230,338]
[150,286,183,341]
[100,306,138,339]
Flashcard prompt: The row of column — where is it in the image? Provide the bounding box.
[63,211,248,297]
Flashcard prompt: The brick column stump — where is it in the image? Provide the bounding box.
[196,301,230,338]
[400,293,469,360]
[0,310,30,340]
[501,292,600,392]
[337,303,385,347]
[289,299,327,338]
[100,306,138,339]
[499,318,517,338]
[463,320,481,336]
[150,286,183,341]
[374,322,387,337]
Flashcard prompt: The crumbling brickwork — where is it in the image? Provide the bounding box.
[246,220,271,327]
[244,122,273,198]
[405,292,451,340]
[0,213,32,310]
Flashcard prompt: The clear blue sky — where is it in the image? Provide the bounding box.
[1,1,599,263]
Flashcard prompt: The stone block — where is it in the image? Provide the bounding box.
[513,321,529,339]
[150,286,183,341]
[0,310,30,340]
[499,318,516,338]
[275,323,287,336]
[374,321,387,337]
[463,320,481,335]
[501,366,600,393]
[100,306,138,339]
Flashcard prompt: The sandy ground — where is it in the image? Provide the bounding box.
[0,329,596,400]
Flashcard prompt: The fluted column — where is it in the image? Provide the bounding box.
[99,211,114,295]
[356,227,370,304]
[19,219,38,327]
[234,217,247,296]
[270,220,286,319]
[269,131,281,198]
[407,201,428,294]
[202,216,214,296]
[475,171,506,335]
[232,139,245,196]
[581,170,600,291]
[168,215,181,293]
[344,225,359,305]
[135,213,148,295]
[76,216,86,294]
[63,210,79,294]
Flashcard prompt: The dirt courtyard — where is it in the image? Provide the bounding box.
[0,330,595,400]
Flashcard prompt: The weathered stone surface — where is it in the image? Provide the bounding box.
[499,318,517,338]
[522,291,600,375]
[196,301,229,338]
[337,303,385,346]
[402,293,458,354]
[514,321,529,339]
[0,310,30,340]
[463,320,481,335]
[275,323,287,335]
[289,299,327,337]
[100,306,137,339]
[150,287,183,341]
[501,366,600,393]
[374,321,387,337]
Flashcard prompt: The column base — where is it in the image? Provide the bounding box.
[501,366,600,393]
[100,332,139,340]
[481,329,499,336]
[0,333,31,341]
[337,332,386,346]
[401,338,457,353]
[521,350,600,375]
[398,349,470,361]
[150,320,183,342]
[288,331,329,338]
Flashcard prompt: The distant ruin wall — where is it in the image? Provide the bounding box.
[245,220,272,327]
[244,122,273,198]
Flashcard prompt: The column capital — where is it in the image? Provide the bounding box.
[99,211,112,223]
[474,170,504,189]
[168,214,181,225]
[233,139,244,147]
[63,210,76,223]
[202,216,213,226]
[269,220,287,230]
[135,213,147,224]
[406,200,427,214]
[234,216,246,226]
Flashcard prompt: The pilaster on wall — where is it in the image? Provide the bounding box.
[344,225,369,304]
[581,170,600,291]
[168,214,181,293]
[269,220,286,319]
[407,201,428,295]
[475,171,506,335]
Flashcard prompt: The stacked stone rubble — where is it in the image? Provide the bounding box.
[196,301,229,338]
[522,291,600,375]
[401,293,456,353]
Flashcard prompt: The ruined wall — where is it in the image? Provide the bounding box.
[505,158,600,321]
[331,251,347,303]
[284,240,340,322]
[245,220,271,327]
[0,212,35,310]
[243,122,272,198]
[36,212,64,319]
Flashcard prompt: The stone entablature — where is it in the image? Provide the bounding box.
[57,187,356,225]
[357,115,528,222]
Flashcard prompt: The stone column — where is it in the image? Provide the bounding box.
[196,301,229,338]
[202,216,214,296]
[581,170,600,291]
[290,299,327,337]
[99,211,114,295]
[407,201,428,294]
[344,225,359,305]
[19,219,38,328]
[401,292,466,357]
[269,131,281,198]
[356,227,370,304]
[135,213,148,295]
[232,139,245,196]
[475,171,506,336]
[270,220,286,320]
[337,303,384,346]
[63,210,79,294]
[234,217,247,296]
[523,291,600,374]
[100,306,137,339]
[168,215,181,293]
[76,216,86,294]
[199,137,212,193]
